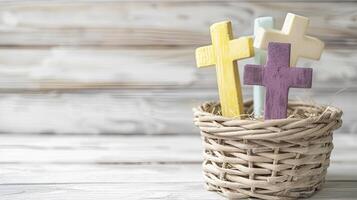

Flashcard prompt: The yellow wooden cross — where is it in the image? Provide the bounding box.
[195,21,254,118]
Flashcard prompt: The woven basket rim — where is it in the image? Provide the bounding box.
[194,99,342,123]
[193,100,343,140]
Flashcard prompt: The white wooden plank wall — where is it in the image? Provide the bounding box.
[0,1,355,134]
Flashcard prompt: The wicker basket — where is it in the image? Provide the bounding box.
[193,100,343,200]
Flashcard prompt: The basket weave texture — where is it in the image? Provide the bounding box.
[193,100,343,200]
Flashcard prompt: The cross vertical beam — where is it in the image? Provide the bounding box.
[253,16,274,118]
[195,21,254,118]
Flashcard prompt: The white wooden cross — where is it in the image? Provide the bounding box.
[254,13,324,66]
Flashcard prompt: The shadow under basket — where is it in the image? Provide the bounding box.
[193,100,343,200]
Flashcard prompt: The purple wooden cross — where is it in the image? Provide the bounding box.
[244,42,313,119]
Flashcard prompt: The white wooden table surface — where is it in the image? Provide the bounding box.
[0,134,356,200]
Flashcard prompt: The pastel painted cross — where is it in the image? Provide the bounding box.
[244,42,313,119]
[253,16,274,118]
[254,13,324,66]
[195,21,254,118]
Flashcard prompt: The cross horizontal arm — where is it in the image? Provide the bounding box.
[289,67,313,88]
[229,37,254,60]
[253,27,288,50]
[243,64,264,86]
[195,45,215,67]
[301,36,325,60]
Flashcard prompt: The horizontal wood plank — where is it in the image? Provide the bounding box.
[0,90,354,134]
[0,134,356,200]
[1,181,357,200]
[0,134,356,163]
[0,164,204,184]
[1,164,357,190]
[0,135,202,163]
[0,2,354,47]
[0,47,355,90]
[1,163,357,185]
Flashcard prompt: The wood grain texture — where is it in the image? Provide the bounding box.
[1,182,357,200]
[0,48,198,90]
[0,91,203,135]
[0,1,354,135]
[0,134,356,163]
[0,135,203,163]
[0,90,355,134]
[0,134,356,199]
[0,2,354,47]
[0,47,354,91]
[2,163,357,185]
